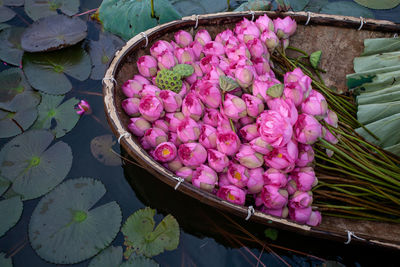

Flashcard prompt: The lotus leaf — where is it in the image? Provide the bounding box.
[310,50,322,69]
[357,101,400,125]
[287,0,309,11]
[32,93,80,138]
[0,4,14,23]
[0,252,12,267]
[354,51,400,73]
[25,0,80,21]
[171,0,229,15]
[90,135,121,166]
[384,143,400,156]
[88,246,122,267]
[354,0,400,10]
[21,15,87,52]
[0,27,24,66]
[362,38,400,56]
[346,65,400,89]
[0,177,10,197]
[119,255,159,267]
[357,86,400,105]
[0,196,23,237]
[0,108,38,138]
[29,177,122,264]
[320,1,374,19]
[122,207,179,258]
[355,70,400,93]
[303,0,328,12]
[0,23,10,31]
[23,45,91,94]
[234,0,272,11]
[0,130,72,200]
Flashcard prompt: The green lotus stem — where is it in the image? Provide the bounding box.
[316,204,367,210]
[319,182,391,200]
[315,70,325,85]
[321,211,399,223]
[227,0,230,9]
[151,0,155,18]
[229,118,236,133]
[287,46,309,56]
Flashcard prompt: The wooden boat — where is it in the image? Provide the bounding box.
[102,11,400,250]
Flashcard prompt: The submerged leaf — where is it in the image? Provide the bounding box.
[0,253,12,267]
[171,0,228,16]
[304,0,328,12]
[21,15,87,52]
[234,0,272,11]
[320,1,374,18]
[264,228,278,241]
[0,27,24,66]
[90,135,121,166]
[0,130,72,200]
[357,101,400,124]
[362,38,400,56]
[23,45,91,94]
[0,108,38,138]
[354,0,400,10]
[25,0,80,21]
[32,93,80,138]
[0,196,23,237]
[29,177,122,264]
[119,255,159,267]
[88,246,122,267]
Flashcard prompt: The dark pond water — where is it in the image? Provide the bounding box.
[0,0,399,266]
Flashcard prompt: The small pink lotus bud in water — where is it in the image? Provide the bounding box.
[253,57,271,76]
[261,206,289,218]
[166,157,182,172]
[168,132,181,147]
[165,112,185,132]
[257,110,293,148]
[296,144,315,167]
[207,149,229,173]
[218,172,231,187]
[203,41,225,56]
[223,93,247,120]
[137,55,157,77]
[122,98,140,117]
[176,166,194,182]
[128,117,151,137]
[150,40,174,58]
[174,47,195,64]
[301,90,328,117]
[294,114,322,145]
[261,185,288,209]
[177,117,201,143]
[199,124,217,149]
[307,210,322,226]
[240,124,260,142]
[273,16,297,39]
[154,142,177,162]
[289,206,312,224]
[75,99,91,116]
[157,50,177,69]
[158,90,182,113]
[217,185,246,205]
[195,29,212,45]
[235,65,254,88]
[216,130,241,156]
[289,191,313,209]
[143,128,168,148]
[263,168,287,188]
[324,109,338,128]
[192,164,218,192]
[174,30,193,47]
[242,94,264,118]
[255,14,274,32]
[289,167,317,192]
[260,30,279,51]
[267,97,298,126]
[139,95,163,122]
[139,84,160,97]
[250,137,273,155]
[182,92,204,121]
[215,29,234,45]
[199,55,220,74]
[322,127,339,144]
[153,120,169,133]
[235,144,264,169]
[247,167,265,194]
[264,140,298,172]
[197,81,221,109]
[178,143,207,167]
[227,162,250,188]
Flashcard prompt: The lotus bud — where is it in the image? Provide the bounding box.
[203,41,225,56]
[250,137,273,155]
[179,81,189,98]
[140,137,151,150]
[264,140,298,172]
[252,78,281,103]
[263,168,287,188]
[246,38,265,59]
[223,93,247,120]
[322,127,339,144]
[273,17,297,39]
[307,210,322,226]
[289,191,313,210]
[301,90,328,117]
[218,172,230,187]
[235,65,254,88]
[197,81,222,109]
[253,57,271,76]
[174,47,195,64]
[216,130,241,156]
[198,125,217,149]
[192,164,218,192]
[257,110,293,148]
[176,166,194,182]
[261,206,289,218]
[260,30,279,51]
[174,30,193,47]
[122,77,149,98]
[281,38,289,50]
[203,108,221,127]
[255,14,274,32]
[324,109,338,128]
[215,29,234,45]
[177,117,201,143]
[217,185,246,205]
[178,143,207,168]
[137,55,157,77]
[227,162,250,188]
[168,132,181,147]
[289,167,317,192]
[166,157,183,172]
[284,68,312,104]
[194,29,212,46]
[296,144,315,167]
[181,92,204,121]
[242,94,264,118]
[158,90,182,113]
[139,95,163,122]
[235,144,264,169]
[247,167,265,194]
[267,97,298,126]
[153,119,169,133]
[185,62,203,84]
[165,112,185,132]
[122,97,140,117]
[128,117,151,137]
[200,55,220,74]
[286,179,298,195]
[239,124,260,142]
[143,127,168,148]
[139,84,160,97]
[289,206,312,224]
[188,41,204,60]
[157,50,177,70]
[240,116,255,127]
[261,185,288,209]
[150,40,174,58]
[234,18,260,43]
[294,114,322,145]
[153,142,177,162]
[207,149,229,173]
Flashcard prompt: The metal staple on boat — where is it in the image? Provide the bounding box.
[140,32,149,48]
[102,76,117,86]
[344,230,366,244]
[245,205,255,220]
[305,11,311,25]
[249,10,255,21]
[173,176,184,190]
[117,132,131,144]
[194,14,199,29]
[357,17,365,31]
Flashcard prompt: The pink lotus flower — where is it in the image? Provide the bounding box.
[218,172,231,187]
[203,41,225,56]
[235,144,264,169]
[199,124,217,149]
[250,137,273,155]
[267,97,298,126]
[122,98,141,117]
[253,57,271,76]
[235,65,254,88]
[257,110,293,148]
[223,93,247,120]
[166,158,183,172]
[76,100,91,115]
[157,50,177,69]
[143,127,168,148]
[182,92,204,121]
[289,191,313,209]
[215,29,234,45]
[153,119,169,133]
[185,62,203,84]
[192,164,218,192]
[139,95,163,122]
[199,55,220,73]
[174,47,195,64]
[197,81,222,108]
[246,38,265,59]
[239,124,260,142]
[240,116,255,127]
[264,140,298,172]
[322,127,339,144]
[150,40,174,58]
[263,168,287,188]
[289,207,312,224]
[261,185,288,209]
[284,68,312,106]
[294,114,322,145]
[261,206,289,218]
[226,45,251,62]
[260,30,279,51]
[301,90,328,117]
[176,166,194,182]
[174,30,193,47]
[247,167,265,194]
[154,142,177,162]
[242,94,264,118]
[203,108,221,127]
[122,76,150,98]
[165,112,185,132]
[283,86,303,107]
[204,66,225,84]
[286,179,298,195]
[274,16,297,39]
[139,84,160,97]
[255,14,274,32]
[227,162,249,188]
[324,109,338,128]
[235,18,260,43]
[289,167,317,191]
[177,116,201,143]
[140,137,151,150]
[207,149,229,173]
[296,144,315,167]
[307,211,322,226]
[128,117,151,137]
[168,132,181,147]
[216,130,241,156]
[217,185,246,205]
[252,78,281,103]
[195,29,212,45]
[137,55,157,77]
[178,143,207,167]
[158,90,182,112]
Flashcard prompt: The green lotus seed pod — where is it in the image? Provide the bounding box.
[173,64,194,77]
[156,69,183,93]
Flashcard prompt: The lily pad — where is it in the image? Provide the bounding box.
[357,101,400,125]
[0,27,24,66]
[0,196,23,238]
[122,207,180,258]
[171,0,229,16]
[120,255,159,267]
[234,0,272,11]
[0,3,14,23]
[21,15,87,52]
[354,0,400,10]
[88,32,124,80]
[88,246,122,267]
[0,68,40,112]
[25,0,80,21]
[320,1,374,19]
[304,0,329,12]
[0,108,38,138]
[0,23,10,31]
[0,130,72,200]
[32,93,80,138]
[23,45,91,94]
[0,253,12,267]
[0,177,10,197]
[90,135,121,166]
[362,38,400,56]
[29,177,122,264]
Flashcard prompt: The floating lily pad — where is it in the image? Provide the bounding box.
[29,177,122,264]
[0,108,38,138]
[0,130,72,200]
[122,207,179,258]
[0,6,14,23]
[171,0,228,16]
[90,135,121,166]
[0,252,12,267]
[320,1,374,19]
[234,0,272,11]
[88,246,122,267]
[0,177,10,197]
[120,255,159,267]
[23,45,91,94]
[89,32,124,80]
[0,27,24,66]
[304,0,329,13]
[0,196,23,238]
[25,0,80,21]
[0,68,40,112]
[355,0,400,10]
[32,93,80,138]
[287,0,309,11]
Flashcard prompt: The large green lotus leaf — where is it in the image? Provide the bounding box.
[171,0,229,16]
[320,1,374,18]
[23,45,91,94]
[0,196,23,237]
[346,65,400,89]
[88,246,122,267]
[89,32,124,80]
[21,15,87,52]
[287,0,309,11]
[304,0,328,12]
[234,0,272,11]
[0,6,14,23]
[29,177,122,264]
[357,101,400,125]
[0,252,12,267]
[357,86,400,105]
[384,143,400,156]
[32,93,80,138]
[155,0,182,24]
[0,68,40,112]
[122,207,179,258]
[355,0,400,10]
[0,108,38,138]
[120,255,159,267]
[356,70,400,93]
[354,51,400,73]
[25,0,80,21]
[362,38,400,56]
[356,113,400,148]
[90,135,121,166]
[0,23,10,31]
[0,27,24,66]
[0,130,72,200]
[0,177,10,197]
